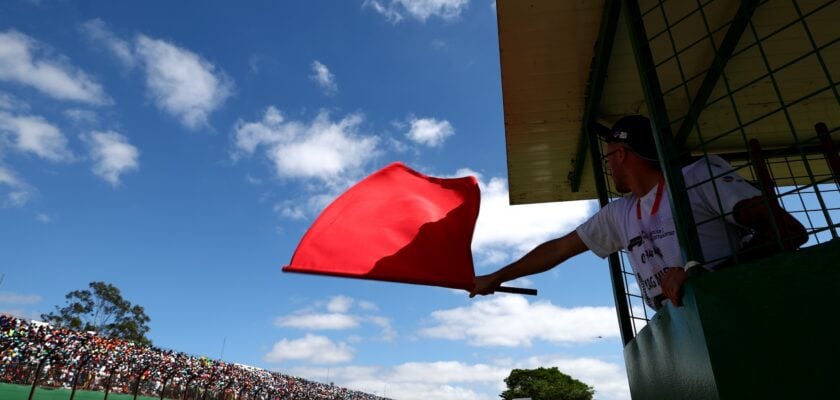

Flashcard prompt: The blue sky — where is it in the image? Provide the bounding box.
[0,1,630,399]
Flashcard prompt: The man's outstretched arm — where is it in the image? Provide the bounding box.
[470,231,589,297]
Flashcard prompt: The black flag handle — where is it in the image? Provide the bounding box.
[496,286,538,296]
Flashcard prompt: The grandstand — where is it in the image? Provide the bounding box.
[0,315,388,400]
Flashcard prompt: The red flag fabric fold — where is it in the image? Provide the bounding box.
[283,162,480,290]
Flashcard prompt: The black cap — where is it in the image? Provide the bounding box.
[600,115,659,161]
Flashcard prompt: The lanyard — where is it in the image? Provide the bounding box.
[636,176,665,220]
[633,175,667,309]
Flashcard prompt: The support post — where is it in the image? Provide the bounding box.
[160,375,172,400]
[571,0,621,191]
[814,121,840,241]
[69,355,90,400]
[578,2,636,344]
[622,0,705,265]
[27,358,47,400]
[133,367,149,400]
[223,380,234,400]
[103,367,116,400]
[748,139,785,247]
[182,375,196,400]
[816,123,840,185]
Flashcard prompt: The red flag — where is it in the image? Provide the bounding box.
[283,162,479,290]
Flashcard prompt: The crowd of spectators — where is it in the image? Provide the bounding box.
[0,314,388,400]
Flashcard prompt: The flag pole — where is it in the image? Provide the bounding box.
[496,286,537,295]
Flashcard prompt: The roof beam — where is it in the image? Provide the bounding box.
[578,1,634,346]
[674,0,761,147]
[571,0,622,192]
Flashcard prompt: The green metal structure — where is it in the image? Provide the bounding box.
[625,239,840,399]
[497,0,839,397]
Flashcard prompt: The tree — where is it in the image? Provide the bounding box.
[41,281,152,345]
[501,367,594,400]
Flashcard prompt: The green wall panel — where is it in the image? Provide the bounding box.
[625,239,840,399]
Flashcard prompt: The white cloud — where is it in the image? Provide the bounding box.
[390,361,505,384]
[420,295,619,346]
[233,107,379,183]
[460,168,595,266]
[245,174,262,185]
[275,204,306,220]
[82,131,139,186]
[0,111,72,161]
[275,297,395,341]
[291,364,488,400]
[406,117,454,147]
[431,39,447,50]
[305,192,341,214]
[0,309,42,322]
[248,54,261,74]
[0,91,29,111]
[364,0,470,23]
[79,21,232,128]
[0,165,34,207]
[476,248,507,265]
[135,35,233,129]
[36,213,51,223]
[234,107,381,221]
[507,276,534,288]
[269,118,373,179]
[80,19,135,68]
[275,313,359,330]
[273,191,342,221]
[367,315,396,341]
[0,291,45,323]
[310,60,338,95]
[0,292,42,305]
[264,334,354,364]
[357,300,378,311]
[233,106,289,154]
[0,30,108,104]
[63,109,98,124]
[363,0,404,22]
[327,295,354,313]
[290,356,630,400]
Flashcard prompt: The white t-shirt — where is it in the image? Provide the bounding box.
[576,155,760,309]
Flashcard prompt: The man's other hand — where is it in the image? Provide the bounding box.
[470,273,502,298]
[661,267,688,306]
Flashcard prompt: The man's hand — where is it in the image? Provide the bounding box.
[467,232,589,299]
[661,267,688,307]
[734,196,808,251]
[469,273,502,298]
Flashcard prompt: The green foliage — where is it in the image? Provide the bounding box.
[501,367,594,400]
[41,281,151,345]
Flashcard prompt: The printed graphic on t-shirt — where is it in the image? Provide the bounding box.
[575,156,762,311]
[627,223,679,308]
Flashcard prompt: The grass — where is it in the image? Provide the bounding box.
[0,383,162,400]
